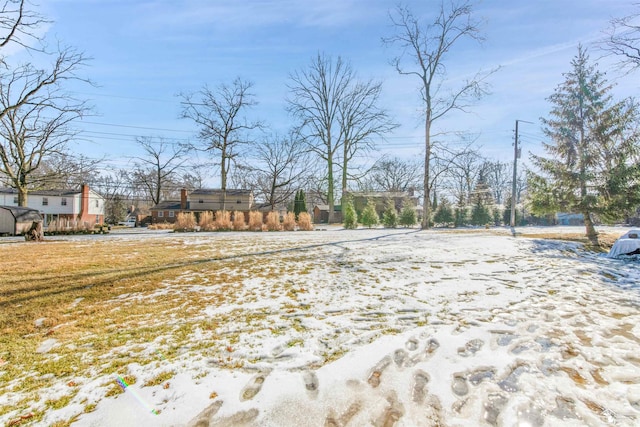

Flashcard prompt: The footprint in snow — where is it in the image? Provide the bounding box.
[187,400,223,427]
[393,349,408,367]
[412,370,430,403]
[458,338,484,357]
[405,338,419,351]
[303,370,319,395]
[240,373,268,401]
[367,355,392,388]
[373,392,405,427]
[451,373,469,396]
[425,338,440,357]
[324,401,361,427]
[210,408,259,427]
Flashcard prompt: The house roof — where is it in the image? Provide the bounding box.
[314,205,342,212]
[0,205,42,222]
[0,187,88,197]
[190,189,252,197]
[344,191,414,199]
[150,200,182,211]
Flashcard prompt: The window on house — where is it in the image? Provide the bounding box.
[95,200,99,207]
[237,200,242,204]
[198,199,204,204]
[42,197,48,206]
[158,211,164,218]
[13,196,18,204]
[61,197,67,206]
[169,211,175,218]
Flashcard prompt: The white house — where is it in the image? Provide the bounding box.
[0,184,105,226]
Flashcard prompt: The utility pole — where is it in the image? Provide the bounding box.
[511,119,533,227]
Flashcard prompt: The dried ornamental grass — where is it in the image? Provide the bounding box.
[297,212,313,231]
[248,211,263,231]
[147,223,174,230]
[198,211,215,231]
[175,212,197,231]
[233,211,247,231]
[265,211,282,231]
[214,211,232,231]
[282,212,296,231]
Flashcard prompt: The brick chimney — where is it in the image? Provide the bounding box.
[79,184,90,221]
[180,188,188,210]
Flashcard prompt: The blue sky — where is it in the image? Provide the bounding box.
[39,0,639,186]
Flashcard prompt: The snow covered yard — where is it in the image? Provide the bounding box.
[1,227,639,426]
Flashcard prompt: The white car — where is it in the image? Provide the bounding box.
[117,218,136,227]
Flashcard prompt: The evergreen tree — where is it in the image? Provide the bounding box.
[470,198,492,226]
[382,201,399,228]
[343,197,358,229]
[454,204,468,227]
[360,200,379,228]
[529,46,640,244]
[300,190,307,215]
[399,200,417,227]
[293,190,308,220]
[433,199,454,227]
[492,207,502,226]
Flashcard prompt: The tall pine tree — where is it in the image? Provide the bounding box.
[529,46,640,244]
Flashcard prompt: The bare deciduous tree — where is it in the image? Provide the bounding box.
[442,146,483,206]
[93,169,131,224]
[179,77,261,194]
[33,153,102,189]
[383,1,491,228]
[0,0,46,54]
[288,53,394,222]
[130,137,187,206]
[364,156,422,192]
[0,48,90,205]
[601,6,640,73]
[239,131,309,211]
[482,160,510,205]
[339,79,397,197]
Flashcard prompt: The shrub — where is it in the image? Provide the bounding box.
[282,212,296,231]
[265,211,282,231]
[382,202,398,228]
[343,198,357,229]
[297,212,313,231]
[198,211,215,231]
[214,210,232,231]
[360,200,379,228]
[248,211,263,231]
[399,203,417,227]
[233,211,247,231]
[175,212,197,231]
[454,205,468,227]
[433,201,454,227]
[470,201,492,226]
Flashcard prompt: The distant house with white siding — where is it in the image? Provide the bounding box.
[0,184,105,226]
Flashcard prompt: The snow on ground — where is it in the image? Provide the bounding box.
[5,227,640,426]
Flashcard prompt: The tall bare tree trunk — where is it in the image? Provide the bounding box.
[327,149,334,224]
